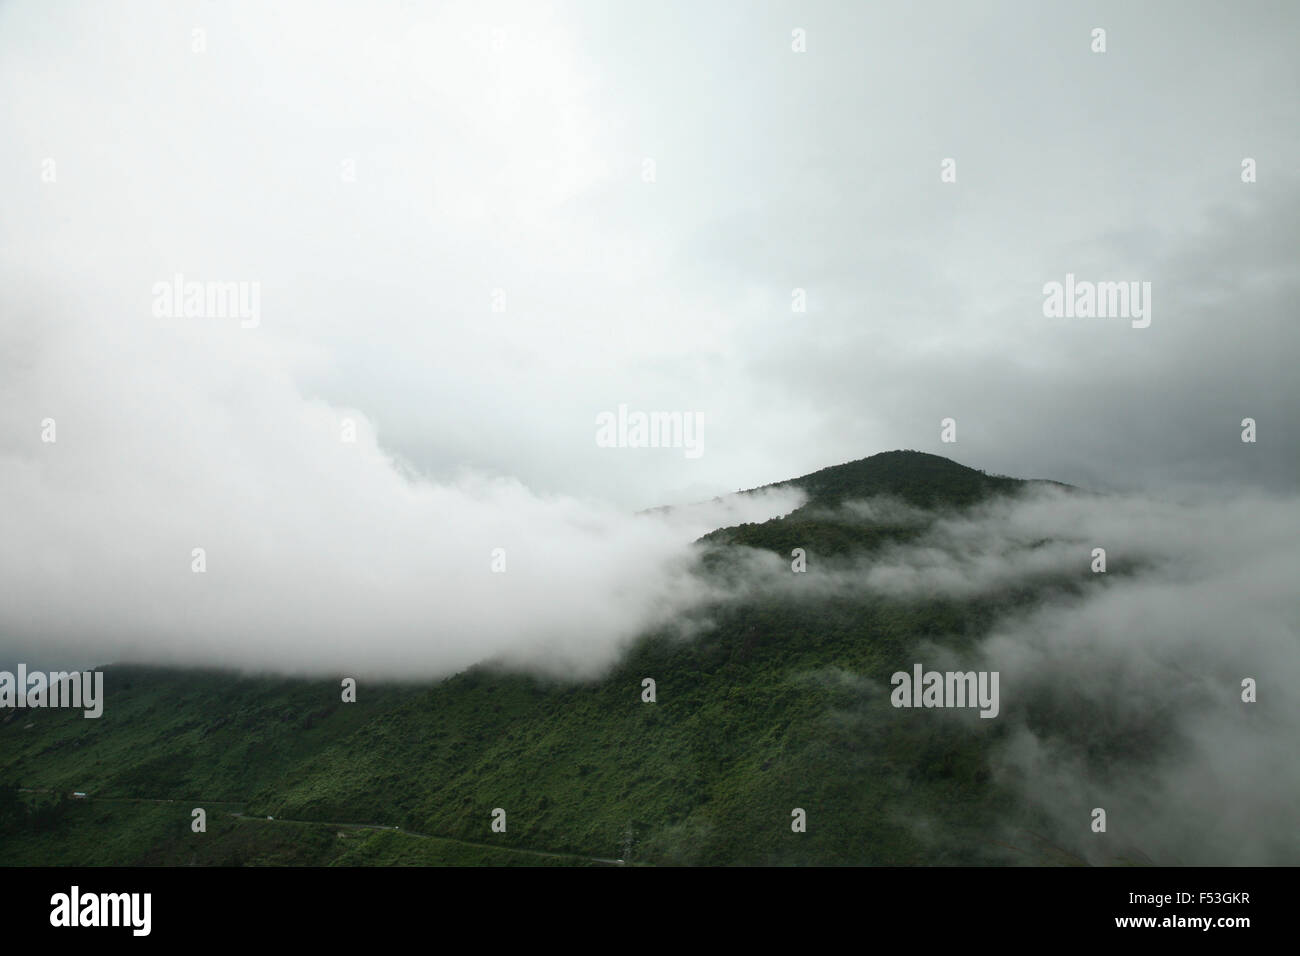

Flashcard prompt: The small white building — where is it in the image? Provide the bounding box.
[71,792,87,799]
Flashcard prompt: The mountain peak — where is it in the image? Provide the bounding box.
[756,449,1021,510]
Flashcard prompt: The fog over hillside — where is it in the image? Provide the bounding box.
[0,0,1295,875]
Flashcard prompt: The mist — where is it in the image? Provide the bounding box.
[733,485,1300,865]
[0,294,806,677]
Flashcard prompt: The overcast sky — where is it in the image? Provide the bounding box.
[1,0,1296,672]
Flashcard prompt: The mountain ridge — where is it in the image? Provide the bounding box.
[2,449,1106,866]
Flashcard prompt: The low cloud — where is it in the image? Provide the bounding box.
[750,485,1300,865]
[971,491,1300,865]
[0,299,800,679]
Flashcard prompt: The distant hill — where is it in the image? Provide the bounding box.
[701,450,1051,560]
[1,451,1108,866]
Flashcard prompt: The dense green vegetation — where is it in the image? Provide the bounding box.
[1,451,1113,866]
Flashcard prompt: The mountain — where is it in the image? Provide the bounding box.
[0,451,1100,866]
[758,449,1024,507]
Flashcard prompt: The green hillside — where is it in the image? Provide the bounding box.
[0,451,1109,866]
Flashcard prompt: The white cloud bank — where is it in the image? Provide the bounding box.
[0,297,802,678]
[740,486,1300,865]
